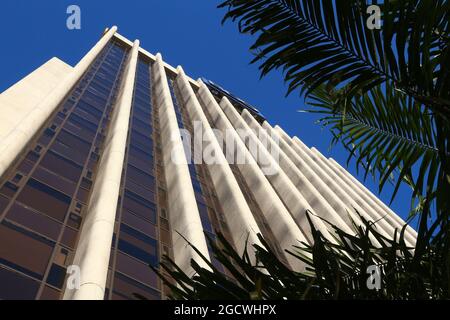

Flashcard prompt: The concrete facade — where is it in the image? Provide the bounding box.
[0,27,417,300]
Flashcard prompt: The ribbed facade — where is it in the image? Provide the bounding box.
[0,27,417,300]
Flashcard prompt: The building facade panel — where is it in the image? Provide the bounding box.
[1,38,130,300]
[0,28,417,300]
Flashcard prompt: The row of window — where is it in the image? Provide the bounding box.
[0,41,129,300]
[168,77,229,272]
[107,58,172,300]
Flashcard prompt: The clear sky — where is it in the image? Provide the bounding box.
[0,0,417,225]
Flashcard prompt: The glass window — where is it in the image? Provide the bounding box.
[32,166,77,197]
[17,159,35,175]
[126,165,156,191]
[72,107,100,125]
[50,140,88,165]
[68,113,97,132]
[0,266,40,300]
[56,130,91,155]
[118,224,158,266]
[0,194,9,214]
[6,202,61,241]
[115,251,159,287]
[121,211,157,238]
[112,272,160,300]
[40,285,61,300]
[0,221,54,279]
[0,182,18,198]
[46,264,66,289]
[122,190,157,223]
[63,118,96,142]
[125,179,154,201]
[127,154,154,174]
[17,179,71,222]
[129,144,153,160]
[61,227,78,249]
[67,213,82,230]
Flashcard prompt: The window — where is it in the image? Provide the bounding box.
[112,272,160,300]
[130,130,153,150]
[125,180,154,202]
[32,166,77,197]
[17,159,34,175]
[122,190,157,224]
[47,264,66,289]
[129,144,153,160]
[0,195,9,214]
[68,113,97,132]
[160,229,171,245]
[127,154,154,174]
[0,221,54,279]
[115,251,158,287]
[56,130,91,155]
[0,182,18,198]
[126,165,156,192]
[40,285,61,300]
[118,224,158,266]
[0,267,40,300]
[63,118,96,142]
[17,179,71,222]
[6,202,61,241]
[121,211,157,238]
[61,227,78,249]
[72,107,100,125]
[67,213,82,230]
[38,129,55,147]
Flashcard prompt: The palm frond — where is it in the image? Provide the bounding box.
[218,0,450,119]
[307,83,440,205]
[152,209,448,299]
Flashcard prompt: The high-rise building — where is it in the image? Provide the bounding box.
[0,27,416,300]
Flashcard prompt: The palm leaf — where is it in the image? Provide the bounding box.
[306,83,440,206]
[219,0,450,119]
[151,209,447,299]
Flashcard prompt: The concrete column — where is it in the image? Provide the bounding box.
[175,69,262,261]
[282,129,416,243]
[152,55,211,277]
[64,40,140,300]
[240,110,358,237]
[286,131,416,245]
[0,26,118,180]
[218,98,336,244]
[196,81,309,270]
[323,152,417,241]
[266,123,400,244]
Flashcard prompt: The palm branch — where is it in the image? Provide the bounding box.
[307,83,440,208]
[218,0,450,120]
[152,211,448,299]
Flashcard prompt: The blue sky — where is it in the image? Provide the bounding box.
[0,0,417,225]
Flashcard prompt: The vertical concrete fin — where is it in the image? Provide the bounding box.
[218,97,335,244]
[265,122,395,243]
[240,109,356,236]
[275,125,415,242]
[175,69,262,261]
[0,26,118,180]
[64,39,140,300]
[152,55,211,277]
[322,151,417,240]
[275,131,415,246]
[197,81,310,270]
